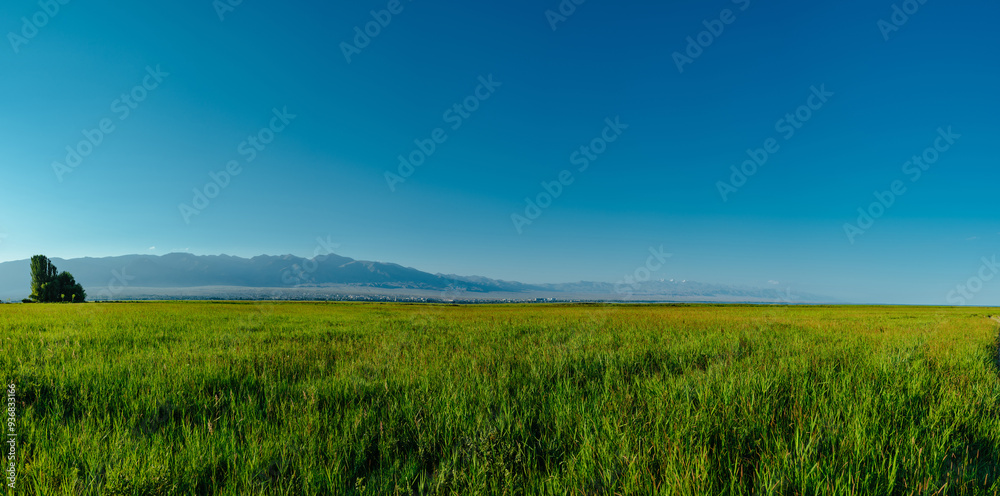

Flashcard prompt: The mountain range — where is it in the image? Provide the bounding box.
[0,253,831,303]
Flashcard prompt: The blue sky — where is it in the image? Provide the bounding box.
[0,0,997,304]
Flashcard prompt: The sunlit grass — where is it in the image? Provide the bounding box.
[1,302,998,494]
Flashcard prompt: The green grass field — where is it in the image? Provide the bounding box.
[2,302,1000,495]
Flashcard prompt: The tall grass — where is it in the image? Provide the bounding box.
[1,302,998,494]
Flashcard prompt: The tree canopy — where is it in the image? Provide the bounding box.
[30,255,86,303]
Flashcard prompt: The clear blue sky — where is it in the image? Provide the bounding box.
[0,0,997,304]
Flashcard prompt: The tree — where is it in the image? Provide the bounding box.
[30,255,57,301]
[55,271,86,303]
[29,255,86,303]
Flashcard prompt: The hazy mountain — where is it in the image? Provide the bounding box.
[0,253,543,301]
[0,253,832,303]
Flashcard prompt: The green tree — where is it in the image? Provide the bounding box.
[55,271,86,302]
[29,255,57,302]
[29,255,86,303]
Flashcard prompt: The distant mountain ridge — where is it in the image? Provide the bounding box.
[0,253,831,303]
[0,253,536,299]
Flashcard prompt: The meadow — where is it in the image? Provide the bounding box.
[1,301,999,495]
